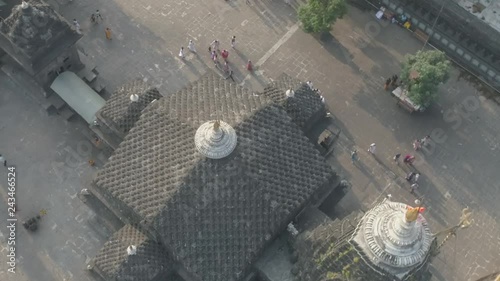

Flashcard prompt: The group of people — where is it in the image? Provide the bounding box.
[355,135,432,195]
[73,10,112,40]
[384,74,399,91]
[178,36,253,80]
[413,135,430,151]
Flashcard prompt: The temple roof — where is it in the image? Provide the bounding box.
[0,0,80,59]
[94,70,335,281]
[92,224,173,281]
[97,79,162,136]
[350,200,434,280]
[262,73,325,130]
[291,211,369,281]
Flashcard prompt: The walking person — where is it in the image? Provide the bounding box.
[0,154,6,166]
[391,74,398,87]
[96,10,103,22]
[393,153,401,163]
[90,14,96,24]
[231,36,236,48]
[246,60,253,71]
[367,143,376,154]
[212,51,219,65]
[403,154,415,165]
[384,77,392,90]
[221,49,229,62]
[410,183,419,194]
[105,27,112,40]
[420,135,431,147]
[413,173,420,183]
[284,0,291,5]
[73,19,81,34]
[211,40,220,52]
[405,171,416,182]
[351,150,358,164]
[188,40,196,53]
[413,139,421,151]
[179,47,185,59]
[223,61,230,74]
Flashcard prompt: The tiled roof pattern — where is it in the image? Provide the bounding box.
[0,0,73,57]
[262,73,325,129]
[99,79,162,134]
[93,224,172,281]
[292,211,367,281]
[95,71,334,281]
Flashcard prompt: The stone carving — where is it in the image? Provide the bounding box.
[351,200,433,279]
[194,120,237,159]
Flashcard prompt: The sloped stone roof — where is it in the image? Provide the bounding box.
[94,71,335,281]
[98,79,162,135]
[0,0,79,58]
[292,211,365,281]
[262,73,325,130]
[92,224,172,281]
[292,208,434,281]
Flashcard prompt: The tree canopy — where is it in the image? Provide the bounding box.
[298,0,348,33]
[401,50,451,107]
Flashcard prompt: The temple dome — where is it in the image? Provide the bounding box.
[194,120,237,159]
[351,200,433,279]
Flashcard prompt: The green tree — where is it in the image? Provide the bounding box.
[298,0,348,33]
[401,50,451,107]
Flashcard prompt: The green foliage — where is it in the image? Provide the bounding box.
[342,264,352,279]
[298,0,348,33]
[401,50,451,107]
[326,271,341,279]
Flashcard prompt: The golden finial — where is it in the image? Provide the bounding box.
[405,206,421,222]
[213,120,220,131]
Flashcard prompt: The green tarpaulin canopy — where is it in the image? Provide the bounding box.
[50,71,105,124]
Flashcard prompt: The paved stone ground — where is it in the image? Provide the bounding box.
[1,0,499,280]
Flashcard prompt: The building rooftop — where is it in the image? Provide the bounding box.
[262,73,325,131]
[0,0,81,72]
[92,224,173,281]
[93,70,335,281]
[97,79,162,137]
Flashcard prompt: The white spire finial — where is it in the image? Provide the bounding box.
[126,245,137,255]
[130,94,139,102]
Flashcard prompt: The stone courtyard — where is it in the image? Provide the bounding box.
[0,0,499,280]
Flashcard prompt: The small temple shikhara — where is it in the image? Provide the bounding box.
[290,198,435,281]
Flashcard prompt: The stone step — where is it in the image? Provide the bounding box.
[46,93,66,110]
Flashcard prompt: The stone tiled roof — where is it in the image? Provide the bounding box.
[94,71,335,281]
[292,210,433,281]
[262,74,325,130]
[0,0,78,58]
[291,211,370,281]
[98,79,162,135]
[92,224,172,281]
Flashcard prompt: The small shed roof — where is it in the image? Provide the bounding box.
[50,71,105,124]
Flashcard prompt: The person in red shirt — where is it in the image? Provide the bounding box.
[221,49,229,62]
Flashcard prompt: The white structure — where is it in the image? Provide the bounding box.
[194,120,237,159]
[350,200,433,279]
[285,89,295,98]
[126,245,137,256]
[130,94,139,102]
